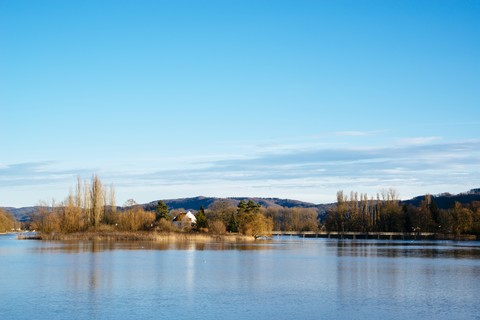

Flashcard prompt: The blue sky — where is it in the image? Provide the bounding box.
[1,0,479,207]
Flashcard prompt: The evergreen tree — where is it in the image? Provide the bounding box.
[237,200,248,214]
[227,212,238,232]
[236,200,264,235]
[246,200,260,213]
[196,206,208,229]
[430,199,441,228]
[155,200,170,221]
[237,200,260,215]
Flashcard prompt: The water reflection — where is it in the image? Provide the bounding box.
[20,237,480,261]
[185,244,195,294]
[30,239,276,253]
[2,236,480,320]
[331,239,480,259]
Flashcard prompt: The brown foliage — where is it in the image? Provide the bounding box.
[32,176,118,233]
[155,219,175,232]
[31,203,61,233]
[267,207,318,231]
[237,209,273,238]
[207,200,237,227]
[0,208,17,232]
[117,207,155,231]
[60,194,85,232]
[209,220,227,235]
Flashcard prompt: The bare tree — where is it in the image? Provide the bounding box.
[90,174,105,228]
[105,183,117,225]
[83,180,92,227]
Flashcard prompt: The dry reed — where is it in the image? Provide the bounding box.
[21,231,255,242]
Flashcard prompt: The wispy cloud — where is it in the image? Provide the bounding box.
[108,139,480,195]
[398,136,442,145]
[333,130,379,137]
[2,139,479,206]
[0,162,92,187]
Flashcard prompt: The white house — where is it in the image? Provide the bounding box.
[173,211,197,228]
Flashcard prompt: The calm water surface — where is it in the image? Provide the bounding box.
[1,234,479,320]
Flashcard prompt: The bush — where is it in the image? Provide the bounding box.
[156,219,175,232]
[209,220,226,235]
[90,224,116,232]
[117,207,155,231]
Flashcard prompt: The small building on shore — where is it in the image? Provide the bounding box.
[173,211,197,228]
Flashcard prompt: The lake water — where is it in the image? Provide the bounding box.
[1,234,479,320]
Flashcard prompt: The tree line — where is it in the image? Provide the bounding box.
[325,189,480,235]
[27,177,479,236]
[203,199,273,238]
[28,176,277,237]
[30,175,156,233]
[205,199,319,233]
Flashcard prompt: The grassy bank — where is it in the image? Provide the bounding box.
[18,231,255,242]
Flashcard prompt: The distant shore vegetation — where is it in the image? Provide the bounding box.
[27,175,276,239]
[324,189,480,236]
[10,176,480,240]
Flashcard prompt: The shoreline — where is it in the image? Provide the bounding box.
[15,231,479,242]
[17,231,256,242]
[273,231,479,241]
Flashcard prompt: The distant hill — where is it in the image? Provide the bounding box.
[1,206,39,222]
[143,196,332,213]
[143,196,218,212]
[3,188,479,223]
[402,189,480,208]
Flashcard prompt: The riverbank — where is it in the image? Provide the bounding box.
[273,231,479,241]
[17,231,479,242]
[17,231,256,242]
